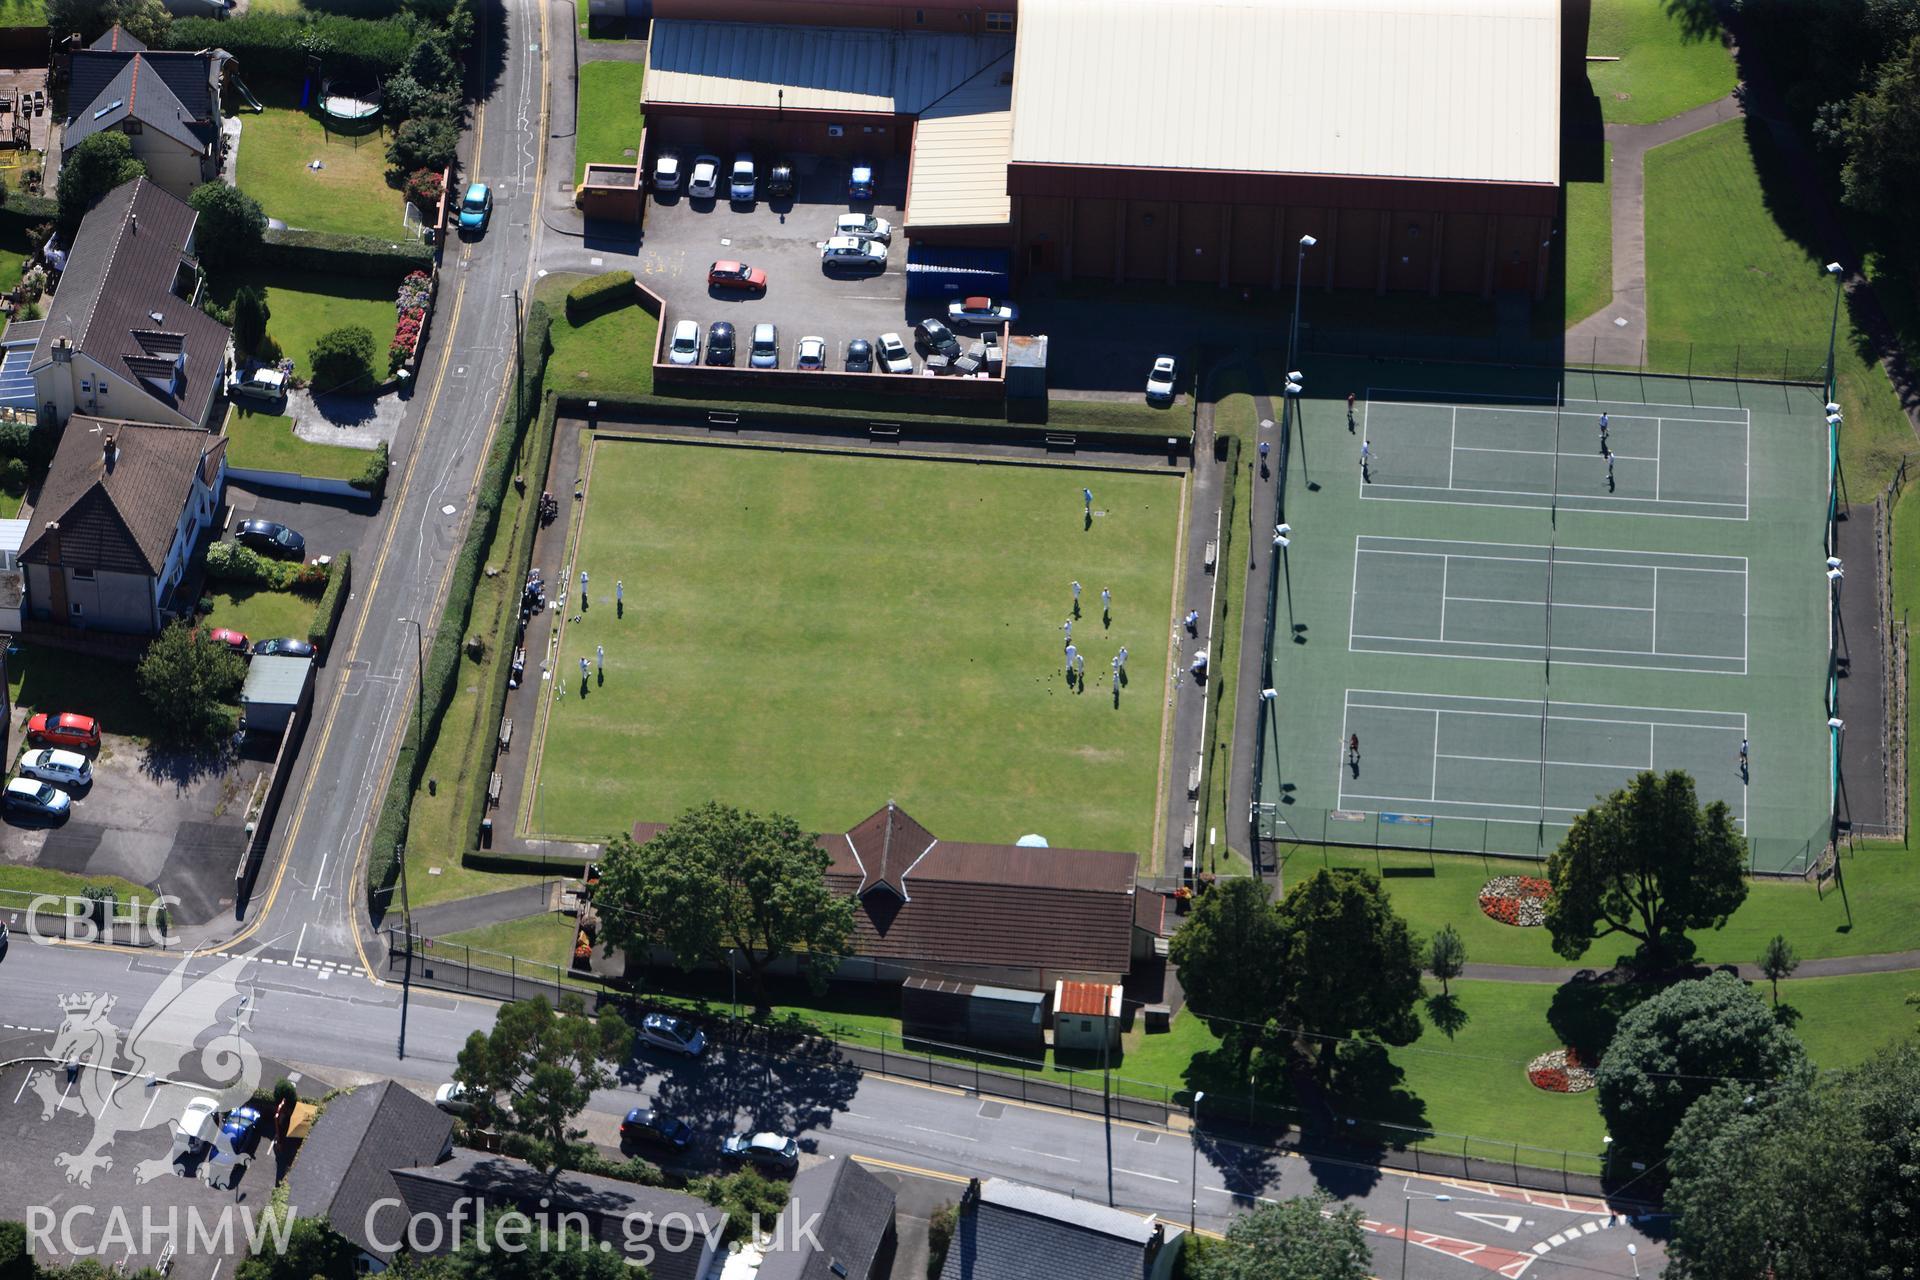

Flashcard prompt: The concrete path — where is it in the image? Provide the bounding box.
[409,882,555,937]
[1225,373,1280,877]
[1162,388,1223,876]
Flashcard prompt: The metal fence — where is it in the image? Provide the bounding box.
[1299,326,1831,385]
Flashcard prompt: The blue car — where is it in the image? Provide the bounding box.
[219,1105,263,1155]
[848,163,874,200]
[621,1107,692,1150]
[458,183,492,233]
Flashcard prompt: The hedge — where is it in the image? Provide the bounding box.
[0,194,57,224]
[307,552,352,651]
[350,440,391,494]
[564,271,635,321]
[262,227,433,280]
[168,13,424,78]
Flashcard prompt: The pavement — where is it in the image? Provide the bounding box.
[1225,372,1280,875]
[409,882,553,937]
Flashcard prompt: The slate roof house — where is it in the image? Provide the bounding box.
[759,1155,898,1280]
[282,1081,455,1271]
[939,1177,1183,1280]
[31,176,231,430]
[20,416,224,634]
[63,27,230,199]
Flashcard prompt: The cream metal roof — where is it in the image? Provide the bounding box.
[1009,0,1561,186]
[646,20,1014,116]
[906,54,1014,228]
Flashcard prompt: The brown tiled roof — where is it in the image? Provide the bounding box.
[21,417,223,575]
[844,801,938,899]
[1055,980,1115,1018]
[1133,887,1165,935]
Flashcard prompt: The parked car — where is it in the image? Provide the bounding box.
[4,776,71,818]
[639,1012,708,1057]
[668,319,702,365]
[706,321,736,366]
[913,317,961,360]
[877,332,913,374]
[236,519,306,560]
[749,323,779,369]
[175,1096,221,1156]
[219,1105,263,1155]
[16,748,92,790]
[835,212,892,244]
[207,627,250,655]
[621,1107,693,1150]
[795,336,827,371]
[845,337,873,372]
[728,153,757,202]
[26,713,99,752]
[721,1130,800,1173]
[228,366,287,405]
[433,1082,472,1114]
[820,236,887,271]
[1146,354,1178,402]
[688,155,721,199]
[947,296,1018,327]
[252,637,315,659]
[458,183,492,233]
[847,163,874,200]
[763,162,795,199]
[652,152,682,192]
[708,260,767,293]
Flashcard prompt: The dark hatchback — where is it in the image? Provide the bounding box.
[236,519,306,560]
[621,1107,693,1150]
[706,321,736,366]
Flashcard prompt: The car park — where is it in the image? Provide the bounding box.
[877,332,913,374]
[795,336,827,370]
[219,1106,263,1155]
[26,713,100,751]
[721,1130,800,1173]
[228,366,287,405]
[835,213,892,244]
[620,1107,693,1150]
[708,260,768,293]
[764,163,795,198]
[914,317,961,360]
[653,153,682,192]
[947,296,1018,327]
[638,1012,708,1057]
[457,183,492,233]
[4,776,71,818]
[1146,355,1178,401]
[729,153,757,202]
[236,518,306,560]
[848,163,874,200]
[668,320,702,365]
[750,323,779,369]
[820,236,888,271]
[176,1097,220,1157]
[707,321,736,365]
[688,155,721,199]
[845,338,872,372]
[207,627,250,655]
[16,748,92,789]
[253,637,314,659]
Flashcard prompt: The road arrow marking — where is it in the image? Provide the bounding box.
[1458,1213,1524,1234]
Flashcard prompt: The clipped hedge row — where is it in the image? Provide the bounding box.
[1,194,57,223]
[350,440,391,494]
[262,227,434,280]
[564,271,635,321]
[308,552,352,652]
[168,13,424,78]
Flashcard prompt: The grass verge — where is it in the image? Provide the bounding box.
[439,911,578,970]
[1565,141,1613,327]
[539,274,657,399]
[575,61,644,187]
[1585,0,1737,125]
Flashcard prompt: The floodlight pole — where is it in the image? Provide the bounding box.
[1282,235,1316,460]
[1824,263,1844,406]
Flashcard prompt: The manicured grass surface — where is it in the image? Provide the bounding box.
[0,867,155,907]
[1585,0,1736,125]
[530,441,1183,851]
[233,83,401,238]
[1893,484,1920,828]
[1777,970,1919,1067]
[0,0,43,23]
[224,405,371,481]
[1564,142,1613,327]
[574,61,644,187]
[7,641,160,742]
[208,269,400,385]
[202,585,316,645]
[0,490,22,519]
[538,276,658,398]
[1645,119,1910,488]
[439,912,578,970]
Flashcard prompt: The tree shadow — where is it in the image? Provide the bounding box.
[1662,0,1729,44]
[1545,973,1656,1060]
[1424,992,1469,1040]
[1772,1001,1803,1030]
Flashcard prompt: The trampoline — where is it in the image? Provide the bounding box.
[319,78,381,122]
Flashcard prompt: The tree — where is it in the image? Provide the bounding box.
[1839,34,1920,217]
[1272,869,1424,1075]
[187,182,266,271]
[388,115,460,174]
[56,132,145,229]
[1543,770,1747,969]
[1190,1193,1371,1280]
[1595,971,1805,1168]
[0,1221,31,1280]
[454,995,630,1174]
[596,801,855,1013]
[1427,923,1466,995]
[47,0,169,45]
[1167,876,1287,1067]
[1759,934,1800,1005]
[234,1216,357,1280]
[232,286,270,359]
[682,1169,790,1245]
[137,621,245,743]
[924,1204,958,1280]
[387,1207,639,1280]
[309,325,377,395]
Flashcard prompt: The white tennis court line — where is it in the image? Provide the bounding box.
[1356,535,1748,574]
[1360,391,1751,425]
[1364,385,1756,417]
[1345,688,1750,731]
[1358,485,1750,522]
[1363,479,1744,509]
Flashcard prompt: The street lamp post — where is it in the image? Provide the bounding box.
[1402,1194,1450,1278]
[1188,1091,1206,1233]
[1281,236,1317,460]
[1824,262,1844,406]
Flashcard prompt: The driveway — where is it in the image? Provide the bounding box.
[286,386,409,451]
[223,485,378,567]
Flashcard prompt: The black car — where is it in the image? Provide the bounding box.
[253,637,316,659]
[236,519,306,560]
[845,338,873,373]
[763,162,795,199]
[706,321,735,366]
[620,1107,693,1150]
[913,317,961,361]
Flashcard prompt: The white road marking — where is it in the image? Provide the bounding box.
[1012,1147,1079,1162]
[1114,1167,1177,1183]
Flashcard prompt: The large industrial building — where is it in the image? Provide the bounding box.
[643,0,1585,298]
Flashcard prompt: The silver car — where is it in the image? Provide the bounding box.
[688,155,721,200]
[668,320,701,366]
[16,747,92,789]
[820,236,888,270]
[639,1012,707,1057]
[877,332,913,374]
[750,323,779,369]
[3,776,70,817]
[834,212,892,244]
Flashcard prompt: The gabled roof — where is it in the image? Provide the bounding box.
[68,27,222,153]
[759,1157,897,1280]
[845,801,938,900]
[63,52,210,155]
[283,1081,453,1264]
[21,416,223,575]
[941,1179,1175,1280]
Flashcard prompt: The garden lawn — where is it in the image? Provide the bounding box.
[0,866,158,909]
[202,584,317,644]
[538,275,657,397]
[1645,119,1910,488]
[209,270,399,385]
[575,61,644,187]
[439,912,579,971]
[530,441,1183,852]
[1776,971,1920,1068]
[7,642,163,742]
[225,406,371,482]
[1564,142,1612,326]
[1585,0,1737,125]
[233,84,402,239]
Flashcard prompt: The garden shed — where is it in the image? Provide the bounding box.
[239,654,314,736]
[901,976,1045,1057]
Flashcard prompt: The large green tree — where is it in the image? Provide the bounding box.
[1595,972,1805,1169]
[56,133,145,229]
[309,325,377,395]
[234,1216,357,1280]
[187,182,266,271]
[1166,876,1286,1067]
[1839,34,1920,218]
[454,995,631,1174]
[137,621,245,743]
[1273,870,1424,1075]
[388,1208,640,1280]
[46,0,169,45]
[1190,1193,1371,1280]
[1543,770,1747,968]
[232,286,271,360]
[597,801,855,1013]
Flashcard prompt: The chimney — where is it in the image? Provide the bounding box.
[44,521,60,568]
[103,434,116,470]
[1145,1223,1164,1260]
[963,1178,981,1206]
[129,212,138,234]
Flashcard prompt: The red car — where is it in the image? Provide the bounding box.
[26,712,100,752]
[206,627,250,655]
[707,260,767,292]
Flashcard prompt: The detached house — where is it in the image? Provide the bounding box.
[31,177,231,430]
[64,26,230,199]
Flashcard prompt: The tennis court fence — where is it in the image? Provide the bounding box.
[1299,326,1830,385]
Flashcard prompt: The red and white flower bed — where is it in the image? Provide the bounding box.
[1479,875,1552,926]
[1527,1048,1596,1093]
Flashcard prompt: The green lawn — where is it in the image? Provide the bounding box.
[7,641,161,743]
[1776,970,1919,1067]
[575,61,644,187]
[0,866,160,910]
[233,83,402,239]
[207,269,400,385]
[539,276,657,398]
[0,0,43,24]
[1645,119,1911,489]
[202,584,316,644]
[439,912,578,970]
[224,405,372,481]
[529,441,1183,852]
[1564,142,1613,326]
[1585,0,1737,125]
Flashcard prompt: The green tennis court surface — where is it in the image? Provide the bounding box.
[1258,370,1830,871]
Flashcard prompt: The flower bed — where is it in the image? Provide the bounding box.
[391,269,434,374]
[1479,874,1552,926]
[1526,1047,1596,1093]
